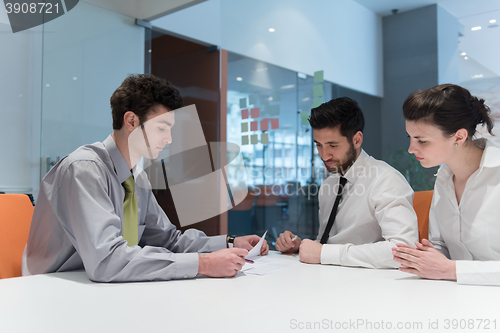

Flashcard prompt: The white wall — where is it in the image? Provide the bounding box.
[152,0,383,97]
[41,2,144,161]
[437,5,460,85]
[0,2,144,199]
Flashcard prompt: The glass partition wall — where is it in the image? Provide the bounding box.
[226,53,332,246]
[225,52,385,248]
[39,2,144,187]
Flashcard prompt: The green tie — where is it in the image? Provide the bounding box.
[122,175,138,246]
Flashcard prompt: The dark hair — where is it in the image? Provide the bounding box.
[309,97,365,139]
[403,84,493,138]
[110,74,184,130]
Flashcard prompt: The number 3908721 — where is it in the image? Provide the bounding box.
[5,2,60,14]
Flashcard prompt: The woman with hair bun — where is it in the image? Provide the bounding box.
[392,83,500,285]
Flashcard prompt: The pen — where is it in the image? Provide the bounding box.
[291,235,298,241]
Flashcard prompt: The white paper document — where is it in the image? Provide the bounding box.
[242,255,301,275]
[245,230,267,261]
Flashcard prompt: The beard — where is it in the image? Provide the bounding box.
[323,143,357,175]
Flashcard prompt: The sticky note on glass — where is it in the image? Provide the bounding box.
[300,111,310,125]
[250,121,258,131]
[242,135,249,145]
[267,104,280,116]
[241,122,248,132]
[251,107,260,118]
[314,70,324,83]
[241,109,249,119]
[272,91,280,102]
[312,98,323,108]
[270,118,279,130]
[250,134,258,145]
[261,133,269,144]
[249,94,257,105]
[261,118,269,131]
[313,84,323,97]
[259,95,269,105]
[240,98,247,108]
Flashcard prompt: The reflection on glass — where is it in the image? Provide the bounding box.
[226,52,332,245]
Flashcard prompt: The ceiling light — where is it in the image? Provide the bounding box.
[268,28,275,32]
[471,74,484,79]
[281,84,295,90]
[236,77,243,81]
[460,52,466,56]
[302,97,310,102]
[255,67,268,72]
[73,77,77,80]
[471,26,482,31]
[45,84,50,87]
[297,72,307,79]
[464,56,469,60]
[490,19,497,24]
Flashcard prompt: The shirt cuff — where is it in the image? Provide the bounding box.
[209,234,227,251]
[456,260,500,286]
[174,252,199,280]
[320,244,342,265]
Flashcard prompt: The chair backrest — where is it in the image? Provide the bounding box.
[413,190,433,243]
[0,194,34,279]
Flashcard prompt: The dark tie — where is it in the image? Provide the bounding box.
[320,177,347,244]
[122,175,138,246]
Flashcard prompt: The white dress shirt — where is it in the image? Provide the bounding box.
[318,149,419,268]
[430,139,500,286]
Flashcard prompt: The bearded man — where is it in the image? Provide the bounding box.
[275,97,418,269]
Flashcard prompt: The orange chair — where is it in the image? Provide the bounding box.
[0,194,34,279]
[413,190,433,243]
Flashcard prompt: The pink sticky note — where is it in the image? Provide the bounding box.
[250,121,258,131]
[260,118,269,131]
[251,107,260,118]
[241,109,249,119]
[270,118,279,129]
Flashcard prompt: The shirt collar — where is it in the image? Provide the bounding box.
[103,135,132,183]
[343,149,368,185]
[480,139,500,169]
[436,138,500,185]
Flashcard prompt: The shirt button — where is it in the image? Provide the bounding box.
[183,275,188,279]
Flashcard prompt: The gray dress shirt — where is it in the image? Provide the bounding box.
[23,135,226,282]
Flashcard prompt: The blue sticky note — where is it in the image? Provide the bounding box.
[267,104,280,116]
[249,94,257,105]
[240,98,247,109]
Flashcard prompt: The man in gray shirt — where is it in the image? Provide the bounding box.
[23,74,268,282]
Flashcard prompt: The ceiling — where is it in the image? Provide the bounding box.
[354,0,500,81]
[82,0,206,20]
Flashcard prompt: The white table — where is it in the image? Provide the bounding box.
[1,252,499,333]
